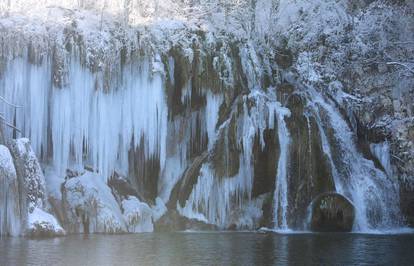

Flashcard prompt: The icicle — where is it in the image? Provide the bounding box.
[206,91,223,150]
[158,114,198,203]
[370,141,393,177]
[0,57,51,158]
[1,55,168,185]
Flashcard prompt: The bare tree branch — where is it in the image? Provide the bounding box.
[0,114,21,132]
[0,95,23,108]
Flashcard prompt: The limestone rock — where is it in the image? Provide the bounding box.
[310,192,355,232]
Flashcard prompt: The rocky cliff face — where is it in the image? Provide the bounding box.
[0,0,412,235]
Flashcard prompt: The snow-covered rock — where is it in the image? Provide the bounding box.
[0,142,63,237]
[62,172,127,233]
[62,172,157,233]
[7,138,46,211]
[27,207,65,237]
[0,145,23,236]
[122,196,153,233]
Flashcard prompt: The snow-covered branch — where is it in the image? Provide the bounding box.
[386,62,414,75]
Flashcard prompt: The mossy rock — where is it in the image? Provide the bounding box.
[310,192,355,232]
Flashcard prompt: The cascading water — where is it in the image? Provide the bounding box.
[308,90,403,231]
[265,94,291,231]
[272,108,291,230]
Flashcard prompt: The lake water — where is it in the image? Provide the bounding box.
[1,232,414,265]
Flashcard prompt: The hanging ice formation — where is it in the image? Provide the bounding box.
[0,10,406,234]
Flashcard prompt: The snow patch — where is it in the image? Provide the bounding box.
[28,207,65,236]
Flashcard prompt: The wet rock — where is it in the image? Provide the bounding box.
[128,136,160,202]
[210,115,240,178]
[285,95,335,228]
[227,223,237,230]
[154,210,217,232]
[187,112,208,159]
[400,183,414,227]
[166,48,192,118]
[259,193,274,228]
[276,83,295,103]
[310,192,355,232]
[108,171,139,199]
[252,129,279,198]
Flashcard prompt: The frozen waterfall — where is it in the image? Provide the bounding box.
[0,44,406,234]
[1,55,167,189]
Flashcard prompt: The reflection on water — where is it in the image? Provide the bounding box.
[1,232,414,265]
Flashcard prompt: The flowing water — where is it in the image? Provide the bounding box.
[1,232,414,265]
[273,104,291,230]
